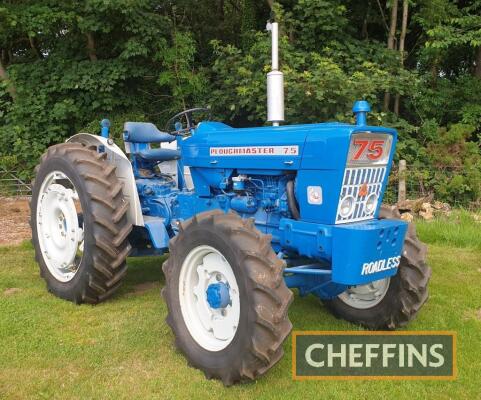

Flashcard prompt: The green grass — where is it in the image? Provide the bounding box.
[1,214,480,399]
[416,210,481,251]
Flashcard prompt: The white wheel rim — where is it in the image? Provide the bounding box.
[337,277,390,309]
[178,245,240,352]
[36,171,84,283]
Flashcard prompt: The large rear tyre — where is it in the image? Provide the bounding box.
[30,143,132,304]
[162,210,293,385]
[324,204,431,329]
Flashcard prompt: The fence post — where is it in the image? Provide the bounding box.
[398,159,406,203]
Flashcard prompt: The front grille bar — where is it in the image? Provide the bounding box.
[335,166,386,224]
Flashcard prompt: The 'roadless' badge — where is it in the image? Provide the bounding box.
[361,256,401,275]
[293,331,456,380]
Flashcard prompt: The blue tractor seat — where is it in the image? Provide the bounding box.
[124,122,176,143]
[123,122,179,162]
[138,148,180,161]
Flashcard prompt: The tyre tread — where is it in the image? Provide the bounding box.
[163,211,293,385]
[31,143,132,304]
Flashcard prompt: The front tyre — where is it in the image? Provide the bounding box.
[324,205,431,329]
[30,143,132,304]
[162,210,293,385]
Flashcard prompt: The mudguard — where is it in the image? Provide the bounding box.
[67,133,144,226]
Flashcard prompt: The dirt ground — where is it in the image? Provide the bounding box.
[0,197,31,245]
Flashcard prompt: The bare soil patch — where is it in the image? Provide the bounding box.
[3,288,21,296]
[0,197,31,245]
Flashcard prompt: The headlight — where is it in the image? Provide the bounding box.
[339,196,355,218]
[365,193,378,214]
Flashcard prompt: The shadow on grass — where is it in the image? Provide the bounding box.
[125,255,167,287]
[4,240,169,302]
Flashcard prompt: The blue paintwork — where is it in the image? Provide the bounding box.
[114,101,409,300]
[332,219,407,284]
[100,119,110,138]
[124,122,176,143]
[181,121,397,224]
[352,100,371,126]
[206,282,231,309]
[279,217,406,285]
[123,122,179,174]
[137,148,180,161]
[144,218,170,249]
[284,270,348,299]
[230,196,258,214]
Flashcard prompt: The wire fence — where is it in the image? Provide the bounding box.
[0,164,479,210]
[384,162,480,210]
[0,167,32,197]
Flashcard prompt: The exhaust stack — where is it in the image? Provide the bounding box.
[266,21,285,126]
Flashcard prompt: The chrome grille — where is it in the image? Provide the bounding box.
[335,166,386,224]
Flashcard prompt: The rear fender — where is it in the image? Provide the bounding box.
[67,133,144,226]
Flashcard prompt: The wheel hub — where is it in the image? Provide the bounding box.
[206,282,231,309]
[338,277,390,309]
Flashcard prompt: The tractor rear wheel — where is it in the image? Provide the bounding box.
[30,143,132,304]
[324,204,431,329]
[162,210,293,385]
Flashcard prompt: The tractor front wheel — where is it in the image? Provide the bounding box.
[324,204,432,329]
[162,210,293,385]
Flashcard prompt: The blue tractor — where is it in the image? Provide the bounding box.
[30,22,430,385]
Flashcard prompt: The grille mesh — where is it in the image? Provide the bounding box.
[335,166,386,224]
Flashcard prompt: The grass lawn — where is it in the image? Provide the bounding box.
[0,212,480,399]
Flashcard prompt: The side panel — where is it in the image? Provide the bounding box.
[181,122,309,172]
[295,169,345,224]
[67,133,144,226]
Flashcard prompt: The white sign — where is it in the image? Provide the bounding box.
[210,145,299,157]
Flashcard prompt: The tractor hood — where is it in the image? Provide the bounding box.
[181,121,397,172]
[181,121,398,225]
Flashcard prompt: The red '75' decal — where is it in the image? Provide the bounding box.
[352,139,385,160]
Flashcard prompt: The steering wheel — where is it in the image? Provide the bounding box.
[165,107,212,136]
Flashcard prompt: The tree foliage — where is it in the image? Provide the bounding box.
[0,0,480,205]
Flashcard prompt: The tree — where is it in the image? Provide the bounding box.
[426,1,481,78]
[383,0,398,111]
[394,0,409,115]
[0,59,16,100]
[0,0,479,205]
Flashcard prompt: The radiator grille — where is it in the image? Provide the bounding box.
[335,166,386,224]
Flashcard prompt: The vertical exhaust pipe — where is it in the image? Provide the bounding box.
[266,21,285,126]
